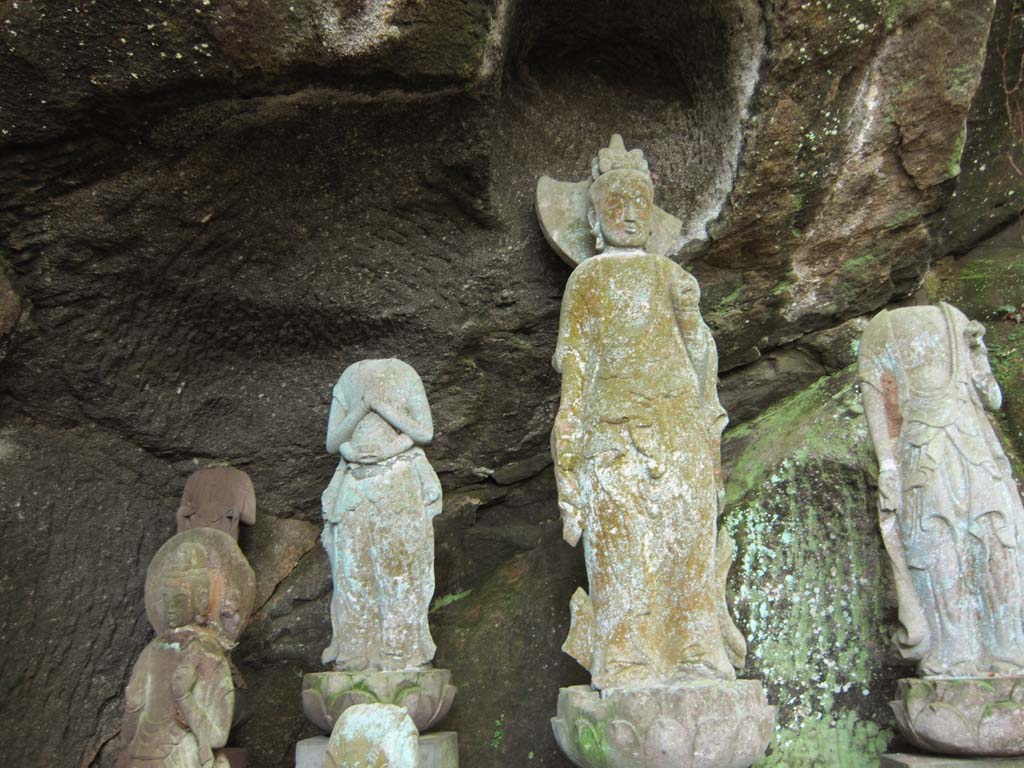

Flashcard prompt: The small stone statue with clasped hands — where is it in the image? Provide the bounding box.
[299,359,457,768]
[319,358,442,671]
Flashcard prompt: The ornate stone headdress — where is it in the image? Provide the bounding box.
[592,134,650,180]
[536,134,680,266]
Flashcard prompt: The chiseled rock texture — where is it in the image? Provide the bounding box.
[0,0,1021,766]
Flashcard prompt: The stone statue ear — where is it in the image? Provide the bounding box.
[587,205,604,252]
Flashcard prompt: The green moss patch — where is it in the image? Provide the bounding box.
[723,368,895,766]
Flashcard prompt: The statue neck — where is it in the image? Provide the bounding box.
[598,246,648,257]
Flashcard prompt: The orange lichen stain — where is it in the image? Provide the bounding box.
[463,604,482,624]
[503,558,529,586]
[881,371,903,440]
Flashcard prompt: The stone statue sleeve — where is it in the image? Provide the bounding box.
[667,261,728,485]
[552,267,588,543]
[552,267,588,377]
[174,655,233,760]
[857,313,931,659]
[326,379,352,455]
[239,475,256,526]
[552,267,588,461]
[857,315,899,470]
[962,314,1003,411]
[371,367,434,445]
[414,452,443,519]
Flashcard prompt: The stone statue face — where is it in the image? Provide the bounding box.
[146,528,256,647]
[164,584,199,629]
[590,169,654,250]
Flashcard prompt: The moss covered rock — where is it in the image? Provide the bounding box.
[722,368,902,766]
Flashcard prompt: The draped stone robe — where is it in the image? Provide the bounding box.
[860,303,1024,676]
[320,359,443,671]
[552,251,743,690]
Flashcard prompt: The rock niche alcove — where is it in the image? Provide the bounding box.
[494,0,764,247]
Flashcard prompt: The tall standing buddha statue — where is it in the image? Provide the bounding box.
[539,135,774,768]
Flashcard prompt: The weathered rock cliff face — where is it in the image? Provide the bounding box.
[0,0,1021,766]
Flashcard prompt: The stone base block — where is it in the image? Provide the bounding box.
[295,732,458,767]
[882,754,1024,766]
[216,748,245,768]
[303,668,456,733]
[892,677,1024,756]
[296,736,329,768]
[418,732,458,768]
[552,680,775,768]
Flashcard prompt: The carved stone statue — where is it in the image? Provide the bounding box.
[860,302,1024,757]
[319,358,442,671]
[176,467,256,541]
[119,529,256,768]
[539,136,773,768]
[299,359,457,767]
[324,704,420,768]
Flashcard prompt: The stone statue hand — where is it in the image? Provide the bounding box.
[972,371,1002,410]
[560,499,584,547]
[554,462,583,509]
[358,390,374,416]
[197,743,215,768]
[171,664,198,700]
[878,468,901,512]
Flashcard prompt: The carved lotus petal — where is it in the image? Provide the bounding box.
[912,702,976,751]
[574,718,611,768]
[644,717,692,768]
[892,677,1024,756]
[396,681,456,731]
[552,683,774,768]
[979,701,1024,752]
[604,718,641,761]
[303,670,456,733]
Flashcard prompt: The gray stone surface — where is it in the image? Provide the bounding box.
[882,755,1024,767]
[303,669,456,733]
[320,359,442,671]
[941,0,1024,252]
[552,682,774,768]
[860,304,1024,677]
[241,513,320,611]
[295,736,328,768]
[892,677,1024,757]
[418,732,458,768]
[718,366,902,763]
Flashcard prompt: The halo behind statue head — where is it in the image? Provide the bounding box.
[145,527,256,646]
[536,134,683,267]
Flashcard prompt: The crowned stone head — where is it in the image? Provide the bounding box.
[588,135,655,252]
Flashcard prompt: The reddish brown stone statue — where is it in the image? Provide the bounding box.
[118,529,255,768]
[861,303,1024,757]
[176,467,256,541]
